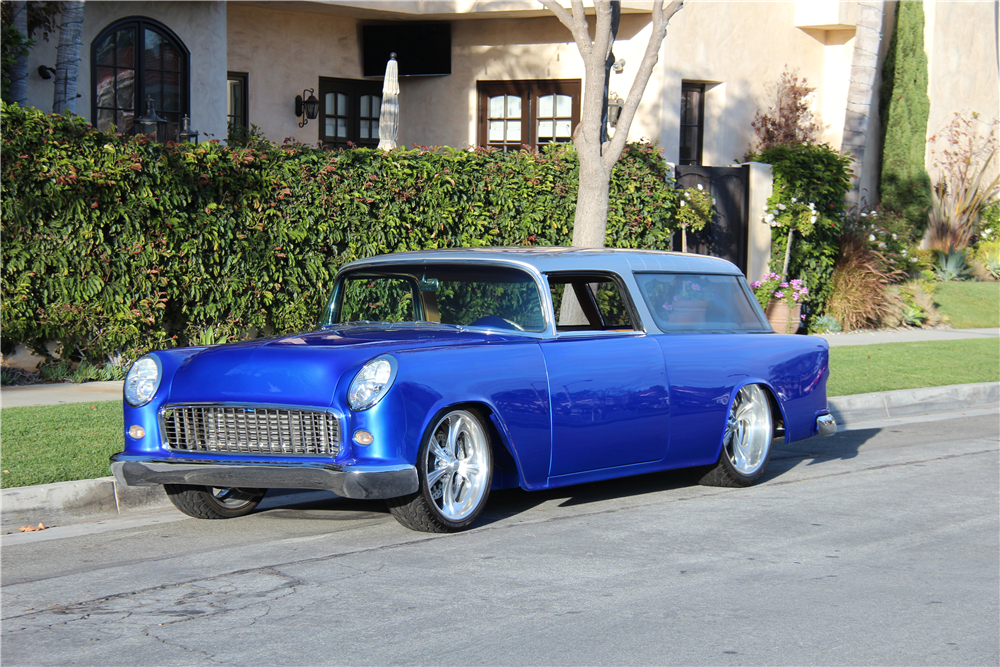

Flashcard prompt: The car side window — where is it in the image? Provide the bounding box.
[547,274,636,332]
[634,272,767,332]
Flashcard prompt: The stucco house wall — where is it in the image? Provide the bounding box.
[22,1,228,141]
[225,4,665,149]
[924,0,1000,185]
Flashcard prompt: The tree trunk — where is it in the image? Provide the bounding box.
[53,0,84,115]
[542,0,683,248]
[842,1,885,208]
[9,1,29,106]
[571,143,613,247]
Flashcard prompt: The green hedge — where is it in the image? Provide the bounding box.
[1,102,679,365]
[748,143,854,322]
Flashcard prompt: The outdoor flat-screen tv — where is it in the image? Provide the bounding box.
[362,23,452,77]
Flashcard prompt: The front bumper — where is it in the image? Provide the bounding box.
[816,413,837,436]
[110,456,418,500]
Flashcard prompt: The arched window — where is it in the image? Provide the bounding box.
[91,17,189,139]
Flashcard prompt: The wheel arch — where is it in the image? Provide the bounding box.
[712,380,786,460]
[419,399,523,490]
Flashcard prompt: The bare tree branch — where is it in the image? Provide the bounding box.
[541,0,684,248]
[604,0,683,172]
[540,0,593,56]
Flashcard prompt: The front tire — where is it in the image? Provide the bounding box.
[164,485,267,519]
[388,408,493,532]
[699,384,774,488]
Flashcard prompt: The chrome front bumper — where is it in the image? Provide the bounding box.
[110,456,418,500]
[816,413,837,436]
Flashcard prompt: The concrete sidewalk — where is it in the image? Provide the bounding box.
[817,326,999,347]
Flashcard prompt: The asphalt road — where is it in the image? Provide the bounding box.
[2,412,998,666]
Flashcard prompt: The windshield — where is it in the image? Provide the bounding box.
[323,263,546,333]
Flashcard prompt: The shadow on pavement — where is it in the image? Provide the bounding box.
[247,427,883,527]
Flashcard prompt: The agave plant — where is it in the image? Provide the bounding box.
[934,249,973,281]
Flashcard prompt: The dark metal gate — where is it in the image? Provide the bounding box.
[674,165,750,275]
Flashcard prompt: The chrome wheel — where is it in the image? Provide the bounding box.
[723,384,773,476]
[424,410,491,522]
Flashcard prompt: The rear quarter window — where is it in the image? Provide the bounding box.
[635,273,768,332]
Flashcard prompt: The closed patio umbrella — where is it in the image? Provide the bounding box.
[377,53,399,151]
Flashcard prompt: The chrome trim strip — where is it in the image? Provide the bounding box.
[110,459,418,500]
[816,413,837,436]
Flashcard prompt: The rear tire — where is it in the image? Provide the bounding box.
[164,484,267,519]
[388,408,493,532]
[698,384,774,488]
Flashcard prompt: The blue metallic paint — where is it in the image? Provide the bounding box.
[115,249,833,501]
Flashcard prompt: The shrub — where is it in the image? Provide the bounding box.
[1,102,681,366]
[748,143,853,323]
[810,314,841,334]
[973,240,1000,280]
[879,0,932,235]
[825,233,895,331]
[747,67,822,155]
[926,112,999,252]
[846,205,916,279]
[885,280,939,328]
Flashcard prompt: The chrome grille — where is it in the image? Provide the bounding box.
[162,406,340,457]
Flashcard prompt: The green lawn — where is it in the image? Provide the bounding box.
[1,400,123,489]
[2,337,998,488]
[827,338,999,396]
[934,281,1000,328]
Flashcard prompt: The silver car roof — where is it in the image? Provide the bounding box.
[340,247,743,276]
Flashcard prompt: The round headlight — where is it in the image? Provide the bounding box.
[124,355,162,407]
[347,355,398,411]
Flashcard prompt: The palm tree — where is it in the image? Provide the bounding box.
[52,0,84,115]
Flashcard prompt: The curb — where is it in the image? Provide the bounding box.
[3,382,998,532]
[2,478,171,532]
[827,381,999,424]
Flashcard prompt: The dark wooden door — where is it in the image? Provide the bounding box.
[674,165,750,275]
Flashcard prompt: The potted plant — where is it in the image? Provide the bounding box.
[751,272,808,333]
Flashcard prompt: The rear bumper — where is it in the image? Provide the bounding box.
[816,413,837,436]
[109,456,418,500]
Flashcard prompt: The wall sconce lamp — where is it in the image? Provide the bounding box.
[607,93,624,127]
[295,88,320,127]
[137,97,166,141]
[37,65,56,79]
[178,115,199,144]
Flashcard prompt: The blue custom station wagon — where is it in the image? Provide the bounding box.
[112,248,836,532]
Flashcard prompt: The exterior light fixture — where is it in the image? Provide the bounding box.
[607,92,624,127]
[178,115,199,144]
[137,97,167,141]
[295,88,320,127]
[37,65,57,79]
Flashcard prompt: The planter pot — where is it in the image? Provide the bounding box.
[765,300,801,334]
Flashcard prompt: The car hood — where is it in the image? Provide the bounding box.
[164,325,518,408]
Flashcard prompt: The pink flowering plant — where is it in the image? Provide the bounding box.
[750,273,808,309]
